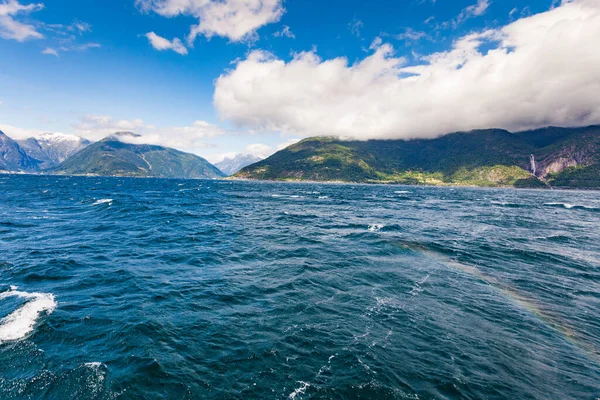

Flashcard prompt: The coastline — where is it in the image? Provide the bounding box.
[2,171,598,191]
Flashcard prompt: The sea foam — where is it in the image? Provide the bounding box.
[0,288,57,343]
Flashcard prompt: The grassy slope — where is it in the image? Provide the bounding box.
[237,126,600,188]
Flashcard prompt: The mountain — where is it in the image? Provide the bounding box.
[0,130,39,172]
[215,153,264,176]
[235,125,600,189]
[50,135,226,179]
[18,133,90,169]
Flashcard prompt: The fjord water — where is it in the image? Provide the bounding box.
[1,176,600,400]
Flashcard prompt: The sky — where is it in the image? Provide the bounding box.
[0,0,599,163]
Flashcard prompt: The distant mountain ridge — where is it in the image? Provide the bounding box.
[17,133,90,169]
[0,130,39,172]
[235,125,600,189]
[50,136,225,179]
[215,153,263,176]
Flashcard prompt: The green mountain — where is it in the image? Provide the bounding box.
[235,126,600,189]
[50,134,225,179]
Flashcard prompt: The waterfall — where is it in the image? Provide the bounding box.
[530,154,536,176]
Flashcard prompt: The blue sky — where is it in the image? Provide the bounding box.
[1,0,598,162]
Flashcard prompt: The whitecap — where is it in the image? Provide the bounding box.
[92,199,113,206]
[84,362,104,368]
[0,288,57,343]
[544,202,575,209]
[368,224,385,232]
[288,381,310,399]
[318,196,329,199]
[394,191,411,194]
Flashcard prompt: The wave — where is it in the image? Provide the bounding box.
[543,202,599,211]
[490,201,528,208]
[368,224,385,232]
[92,199,113,206]
[288,381,311,399]
[0,287,57,343]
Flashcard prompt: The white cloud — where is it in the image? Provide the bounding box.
[71,115,228,153]
[214,0,600,140]
[145,31,188,55]
[136,0,284,44]
[208,142,273,163]
[244,143,273,158]
[464,0,490,18]
[276,138,300,150]
[0,0,44,42]
[41,42,100,57]
[348,17,363,38]
[0,123,51,139]
[273,25,294,39]
[393,28,431,43]
[41,47,58,57]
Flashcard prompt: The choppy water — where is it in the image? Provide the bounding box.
[1,175,600,399]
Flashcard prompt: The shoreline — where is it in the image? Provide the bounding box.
[2,171,598,191]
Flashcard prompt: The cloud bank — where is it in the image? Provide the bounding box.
[137,0,284,43]
[72,115,227,151]
[214,0,600,140]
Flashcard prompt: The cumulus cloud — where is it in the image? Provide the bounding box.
[71,115,229,153]
[0,0,44,41]
[214,0,600,140]
[136,0,284,44]
[144,31,188,55]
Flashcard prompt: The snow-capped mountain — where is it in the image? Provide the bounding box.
[215,153,263,176]
[18,133,90,169]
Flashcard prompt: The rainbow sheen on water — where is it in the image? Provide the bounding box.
[1,175,599,399]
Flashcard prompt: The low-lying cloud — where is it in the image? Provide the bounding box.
[214,0,600,140]
[72,115,227,152]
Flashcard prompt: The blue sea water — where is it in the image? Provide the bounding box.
[1,175,600,399]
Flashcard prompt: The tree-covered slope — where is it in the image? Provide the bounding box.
[236,126,600,188]
[50,138,225,179]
